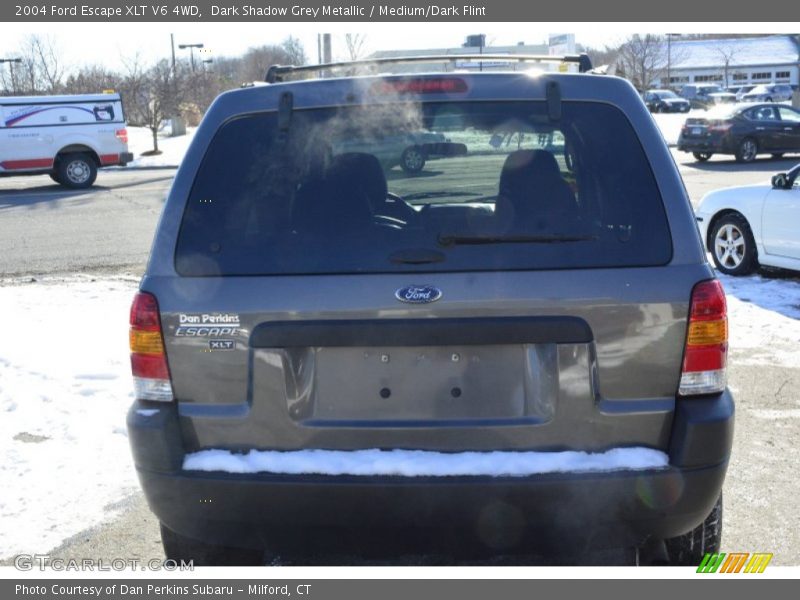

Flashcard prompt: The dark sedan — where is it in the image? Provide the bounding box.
[678,103,800,162]
[642,89,691,113]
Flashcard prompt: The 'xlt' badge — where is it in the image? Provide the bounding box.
[395,285,442,304]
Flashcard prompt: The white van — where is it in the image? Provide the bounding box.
[0,92,134,188]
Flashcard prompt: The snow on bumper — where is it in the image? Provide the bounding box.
[182,447,669,478]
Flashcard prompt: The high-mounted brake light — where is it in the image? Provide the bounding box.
[370,77,468,95]
[129,292,173,402]
[679,280,728,396]
[115,128,128,144]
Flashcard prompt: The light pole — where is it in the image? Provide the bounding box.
[666,34,678,90]
[0,58,22,94]
[178,43,204,73]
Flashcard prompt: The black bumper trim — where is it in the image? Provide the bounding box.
[126,389,733,551]
[250,316,593,348]
[135,461,727,551]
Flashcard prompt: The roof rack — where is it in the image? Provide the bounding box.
[265,53,594,83]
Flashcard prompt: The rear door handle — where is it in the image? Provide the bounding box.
[784,127,794,131]
[756,127,765,130]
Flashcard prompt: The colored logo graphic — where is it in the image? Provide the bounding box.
[697,552,773,573]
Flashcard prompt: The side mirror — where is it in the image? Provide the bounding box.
[771,173,790,189]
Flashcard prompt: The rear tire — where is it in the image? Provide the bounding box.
[710,213,758,275]
[56,153,97,189]
[159,523,264,566]
[49,172,62,184]
[664,495,722,566]
[735,137,758,163]
[693,152,713,162]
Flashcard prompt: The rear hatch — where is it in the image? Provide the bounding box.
[145,80,711,455]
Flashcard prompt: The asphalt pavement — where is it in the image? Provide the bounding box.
[0,169,174,277]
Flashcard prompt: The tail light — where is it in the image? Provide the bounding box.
[708,121,732,133]
[129,292,173,402]
[679,280,728,396]
[115,128,128,144]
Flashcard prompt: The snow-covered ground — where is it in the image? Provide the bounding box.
[125,125,196,168]
[718,271,800,369]
[0,277,139,560]
[1,271,798,558]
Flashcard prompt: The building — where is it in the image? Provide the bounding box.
[655,35,800,90]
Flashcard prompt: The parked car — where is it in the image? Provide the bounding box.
[680,84,736,109]
[696,162,800,275]
[333,130,466,173]
[127,62,733,566]
[642,89,691,113]
[741,84,794,103]
[729,85,757,101]
[0,93,133,188]
[678,103,800,162]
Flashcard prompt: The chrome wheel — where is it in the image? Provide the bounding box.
[714,223,746,269]
[65,158,91,184]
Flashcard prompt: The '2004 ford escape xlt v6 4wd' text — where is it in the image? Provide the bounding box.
[126,54,734,565]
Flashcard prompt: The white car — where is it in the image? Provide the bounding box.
[696,163,800,275]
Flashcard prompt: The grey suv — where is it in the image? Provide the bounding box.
[127,59,734,566]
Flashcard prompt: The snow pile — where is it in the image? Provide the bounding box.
[183,447,669,477]
[125,126,196,168]
[718,272,800,368]
[0,277,139,560]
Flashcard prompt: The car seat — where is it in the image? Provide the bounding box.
[494,149,580,234]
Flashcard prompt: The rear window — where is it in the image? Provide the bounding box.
[175,100,672,276]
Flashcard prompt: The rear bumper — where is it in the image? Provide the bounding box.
[127,391,734,552]
[677,135,737,154]
[118,152,134,166]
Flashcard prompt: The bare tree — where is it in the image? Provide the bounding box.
[716,45,739,88]
[61,65,120,95]
[281,36,307,65]
[122,56,185,154]
[237,43,298,82]
[343,34,368,61]
[617,34,669,91]
[4,34,66,94]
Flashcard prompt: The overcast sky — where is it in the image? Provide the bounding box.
[0,22,793,73]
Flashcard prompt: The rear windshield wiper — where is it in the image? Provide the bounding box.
[402,191,481,202]
[437,233,596,247]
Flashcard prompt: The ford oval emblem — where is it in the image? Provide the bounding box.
[395,285,442,304]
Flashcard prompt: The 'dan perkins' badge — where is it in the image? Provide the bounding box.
[175,313,241,337]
